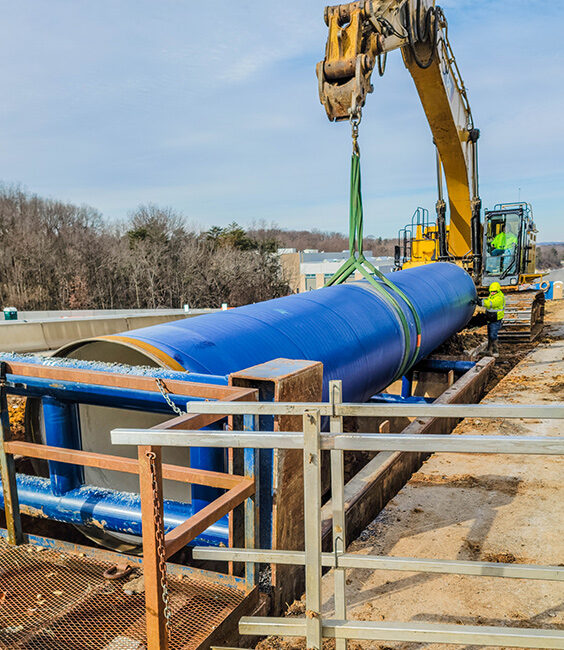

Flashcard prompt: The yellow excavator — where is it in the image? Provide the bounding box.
[316,0,545,340]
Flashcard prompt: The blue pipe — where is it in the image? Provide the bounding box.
[401,374,413,398]
[2,474,228,546]
[42,398,83,495]
[8,374,213,414]
[370,393,433,404]
[116,263,476,402]
[16,263,475,547]
[414,359,476,373]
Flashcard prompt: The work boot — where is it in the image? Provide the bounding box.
[492,341,500,358]
[487,341,494,356]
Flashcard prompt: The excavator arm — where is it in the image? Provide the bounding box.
[316,0,482,278]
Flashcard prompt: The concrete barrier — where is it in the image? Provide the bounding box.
[0,322,49,354]
[0,310,217,353]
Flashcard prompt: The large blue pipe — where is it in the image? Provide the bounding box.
[110,263,476,402]
[18,263,475,547]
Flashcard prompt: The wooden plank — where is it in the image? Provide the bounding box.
[4,440,246,490]
[5,360,254,401]
[164,480,255,559]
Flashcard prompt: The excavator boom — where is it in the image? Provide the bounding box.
[317,0,545,340]
[316,0,481,275]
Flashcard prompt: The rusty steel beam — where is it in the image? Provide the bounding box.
[4,440,247,490]
[0,365,22,546]
[164,480,255,560]
[4,360,255,402]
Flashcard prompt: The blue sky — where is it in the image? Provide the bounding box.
[0,1,562,241]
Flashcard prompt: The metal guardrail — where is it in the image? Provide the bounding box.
[0,359,259,650]
[111,383,564,649]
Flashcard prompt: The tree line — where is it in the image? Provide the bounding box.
[0,187,289,310]
[248,222,395,256]
[536,244,564,271]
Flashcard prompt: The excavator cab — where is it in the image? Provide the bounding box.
[482,203,538,288]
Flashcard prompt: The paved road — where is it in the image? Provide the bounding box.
[545,266,564,282]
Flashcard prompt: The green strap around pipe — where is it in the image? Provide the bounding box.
[325,151,422,381]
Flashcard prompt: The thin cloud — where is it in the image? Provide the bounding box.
[0,1,561,241]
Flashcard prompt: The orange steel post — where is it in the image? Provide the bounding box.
[139,445,169,650]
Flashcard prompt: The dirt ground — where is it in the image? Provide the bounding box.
[6,395,25,440]
[257,300,564,650]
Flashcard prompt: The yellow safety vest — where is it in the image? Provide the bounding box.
[491,232,517,250]
[483,290,505,320]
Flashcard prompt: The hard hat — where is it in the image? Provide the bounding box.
[490,282,501,292]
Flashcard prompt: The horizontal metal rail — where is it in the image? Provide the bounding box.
[111,395,563,649]
[164,479,254,559]
[238,617,564,649]
[4,440,248,489]
[111,430,564,455]
[184,401,564,419]
[192,547,564,581]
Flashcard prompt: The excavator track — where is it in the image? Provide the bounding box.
[499,290,545,342]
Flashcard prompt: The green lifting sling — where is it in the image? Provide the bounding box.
[324,142,422,381]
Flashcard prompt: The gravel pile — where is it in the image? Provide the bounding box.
[0,351,226,381]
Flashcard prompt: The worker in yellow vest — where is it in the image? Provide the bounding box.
[482,282,505,357]
[490,224,518,256]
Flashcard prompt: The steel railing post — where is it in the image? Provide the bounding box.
[329,381,346,650]
[303,409,322,649]
[244,413,259,587]
[139,445,169,650]
[0,362,22,545]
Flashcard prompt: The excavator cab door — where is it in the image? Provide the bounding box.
[482,206,526,287]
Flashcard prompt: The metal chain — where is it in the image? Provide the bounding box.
[155,378,186,417]
[146,450,172,630]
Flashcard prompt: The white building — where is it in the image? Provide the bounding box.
[279,249,395,293]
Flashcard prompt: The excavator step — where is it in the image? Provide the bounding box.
[500,290,545,342]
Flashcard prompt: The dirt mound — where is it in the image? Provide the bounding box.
[433,330,485,356]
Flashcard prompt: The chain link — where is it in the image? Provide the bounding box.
[155,378,186,417]
[146,450,172,631]
[350,110,361,157]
